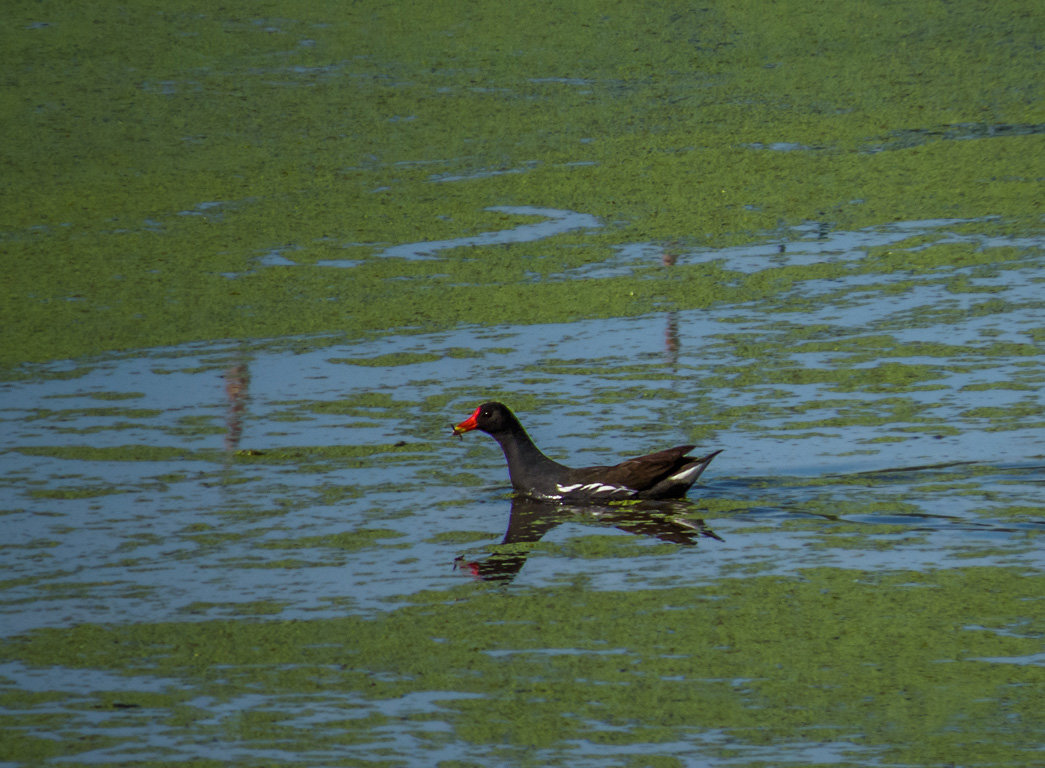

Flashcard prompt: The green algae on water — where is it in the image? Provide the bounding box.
[1,1,1042,366]
[1,566,1042,766]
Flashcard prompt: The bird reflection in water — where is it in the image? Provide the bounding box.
[455,496,721,583]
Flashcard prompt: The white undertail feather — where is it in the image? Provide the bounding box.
[668,464,704,483]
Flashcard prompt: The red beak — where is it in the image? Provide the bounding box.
[452,406,481,435]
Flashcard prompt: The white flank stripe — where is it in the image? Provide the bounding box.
[555,482,633,497]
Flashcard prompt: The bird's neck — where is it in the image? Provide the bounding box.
[492,424,566,489]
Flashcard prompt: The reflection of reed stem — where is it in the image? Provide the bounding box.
[223,362,250,452]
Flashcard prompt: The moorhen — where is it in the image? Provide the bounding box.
[452,401,721,501]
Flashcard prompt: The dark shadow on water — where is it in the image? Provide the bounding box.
[455,496,721,583]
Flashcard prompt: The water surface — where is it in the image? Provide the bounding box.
[3,215,1043,766]
[2,1,1043,765]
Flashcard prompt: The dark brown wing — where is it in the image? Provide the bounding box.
[569,445,697,492]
